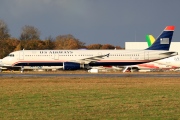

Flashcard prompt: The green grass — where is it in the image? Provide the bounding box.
[0,77,180,119]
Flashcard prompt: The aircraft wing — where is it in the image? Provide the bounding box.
[70,53,110,64]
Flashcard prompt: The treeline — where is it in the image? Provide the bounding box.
[0,19,123,58]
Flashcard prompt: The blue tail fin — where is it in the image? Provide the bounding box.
[146,26,175,50]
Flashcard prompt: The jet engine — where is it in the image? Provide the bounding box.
[63,62,81,70]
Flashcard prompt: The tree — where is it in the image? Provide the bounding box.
[101,44,115,49]
[86,44,102,49]
[21,39,48,50]
[0,38,19,58]
[14,43,22,51]
[19,25,40,40]
[44,36,55,49]
[54,34,85,49]
[0,19,10,40]
[114,46,123,49]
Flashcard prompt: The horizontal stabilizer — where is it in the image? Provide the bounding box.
[159,51,178,56]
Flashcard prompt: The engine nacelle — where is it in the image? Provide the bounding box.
[63,62,81,70]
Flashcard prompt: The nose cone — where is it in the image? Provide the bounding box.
[1,58,10,66]
[1,56,16,66]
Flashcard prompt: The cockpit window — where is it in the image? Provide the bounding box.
[8,54,14,57]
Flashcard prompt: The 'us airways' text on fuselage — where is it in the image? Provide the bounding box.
[40,51,73,54]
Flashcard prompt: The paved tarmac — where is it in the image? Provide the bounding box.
[0,73,180,78]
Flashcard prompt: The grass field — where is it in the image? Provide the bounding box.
[0,76,180,119]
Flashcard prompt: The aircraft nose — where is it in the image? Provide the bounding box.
[1,58,8,66]
[0,59,4,66]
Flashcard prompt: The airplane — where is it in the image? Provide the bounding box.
[1,26,177,72]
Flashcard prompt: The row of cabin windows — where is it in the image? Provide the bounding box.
[24,54,93,57]
[8,54,140,57]
[24,54,140,57]
[110,54,139,56]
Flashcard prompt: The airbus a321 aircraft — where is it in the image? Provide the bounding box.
[1,26,177,72]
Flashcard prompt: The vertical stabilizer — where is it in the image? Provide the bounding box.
[146,26,175,50]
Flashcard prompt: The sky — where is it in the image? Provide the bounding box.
[0,0,180,47]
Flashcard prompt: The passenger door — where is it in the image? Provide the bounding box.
[19,51,24,60]
[144,51,149,60]
[54,54,59,60]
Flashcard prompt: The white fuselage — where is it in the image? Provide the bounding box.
[1,49,177,70]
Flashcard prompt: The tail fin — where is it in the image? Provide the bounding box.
[146,35,155,47]
[146,26,175,50]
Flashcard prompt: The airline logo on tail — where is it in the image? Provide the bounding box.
[160,38,169,44]
[146,26,175,50]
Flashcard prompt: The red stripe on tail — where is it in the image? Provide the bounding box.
[165,26,175,31]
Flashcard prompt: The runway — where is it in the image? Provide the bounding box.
[0,73,180,78]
